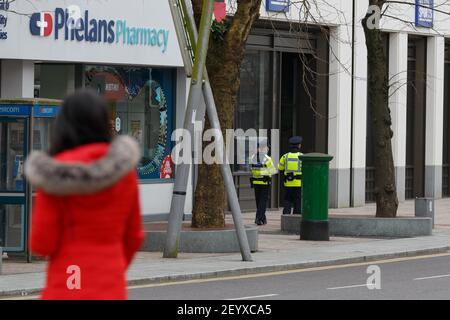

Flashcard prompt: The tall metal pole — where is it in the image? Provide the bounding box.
[202,80,253,261]
[168,0,195,77]
[164,0,215,258]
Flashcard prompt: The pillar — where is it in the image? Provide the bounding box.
[389,32,408,203]
[425,36,445,198]
[1,60,34,98]
[328,26,352,208]
[351,0,369,207]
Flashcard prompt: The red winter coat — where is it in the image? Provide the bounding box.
[25,136,144,300]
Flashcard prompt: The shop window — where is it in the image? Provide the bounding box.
[85,66,175,181]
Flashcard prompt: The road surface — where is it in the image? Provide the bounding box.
[128,253,450,300]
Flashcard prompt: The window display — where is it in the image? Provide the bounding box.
[85,66,175,180]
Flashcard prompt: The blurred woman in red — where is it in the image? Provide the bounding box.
[25,89,144,300]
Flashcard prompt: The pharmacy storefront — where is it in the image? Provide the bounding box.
[0,0,189,253]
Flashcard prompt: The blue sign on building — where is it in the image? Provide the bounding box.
[33,105,60,117]
[266,0,290,13]
[416,0,434,28]
[0,104,60,117]
[0,105,31,116]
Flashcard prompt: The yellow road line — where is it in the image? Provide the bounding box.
[128,251,450,289]
[4,251,450,300]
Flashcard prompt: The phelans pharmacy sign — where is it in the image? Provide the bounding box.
[29,6,170,53]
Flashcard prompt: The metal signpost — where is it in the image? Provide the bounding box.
[164,0,252,261]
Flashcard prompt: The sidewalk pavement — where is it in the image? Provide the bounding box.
[246,198,450,234]
[1,199,449,297]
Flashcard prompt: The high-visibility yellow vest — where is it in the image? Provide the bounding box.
[278,152,303,187]
[250,154,277,186]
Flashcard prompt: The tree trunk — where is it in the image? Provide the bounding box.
[362,1,399,217]
[191,0,262,228]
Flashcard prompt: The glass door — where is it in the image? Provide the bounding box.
[0,117,27,252]
[233,50,274,211]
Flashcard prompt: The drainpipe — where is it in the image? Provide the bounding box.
[350,0,356,207]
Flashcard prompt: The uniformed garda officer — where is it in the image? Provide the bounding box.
[250,138,277,225]
[279,136,303,215]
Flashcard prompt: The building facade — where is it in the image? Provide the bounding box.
[0,0,192,247]
[232,0,450,211]
[0,0,449,250]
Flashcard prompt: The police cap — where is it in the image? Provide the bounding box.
[258,138,270,148]
[289,136,303,145]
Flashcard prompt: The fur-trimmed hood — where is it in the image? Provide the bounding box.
[25,135,141,195]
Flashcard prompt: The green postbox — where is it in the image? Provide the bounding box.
[300,153,334,241]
